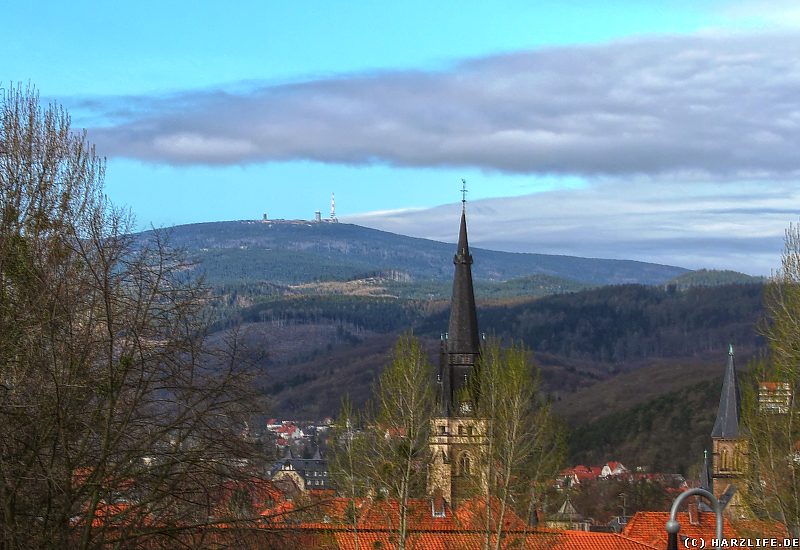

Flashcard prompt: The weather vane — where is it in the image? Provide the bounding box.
[461,178,468,205]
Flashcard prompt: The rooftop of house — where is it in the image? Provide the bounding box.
[334,530,659,550]
[259,495,660,549]
[622,511,787,549]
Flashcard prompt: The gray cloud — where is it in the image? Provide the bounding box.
[344,181,799,275]
[84,33,800,178]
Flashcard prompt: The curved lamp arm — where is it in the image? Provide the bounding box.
[665,488,724,550]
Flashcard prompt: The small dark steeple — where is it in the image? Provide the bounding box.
[700,449,711,491]
[698,449,713,512]
[439,182,481,416]
[711,344,741,439]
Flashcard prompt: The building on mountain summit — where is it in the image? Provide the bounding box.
[427,200,489,506]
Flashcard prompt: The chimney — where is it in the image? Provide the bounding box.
[688,500,700,526]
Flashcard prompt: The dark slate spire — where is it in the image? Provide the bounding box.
[439,203,481,416]
[700,449,711,491]
[447,208,480,357]
[711,345,741,439]
[698,449,713,512]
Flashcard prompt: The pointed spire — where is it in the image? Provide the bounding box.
[439,185,481,416]
[700,449,711,491]
[711,344,741,439]
[447,208,480,357]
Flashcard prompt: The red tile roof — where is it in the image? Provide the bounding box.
[623,511,787,549]
[334,530,657,550]
[259,496,659,549]
[292,496,529,532]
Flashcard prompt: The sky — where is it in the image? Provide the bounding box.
[5,0,800,274]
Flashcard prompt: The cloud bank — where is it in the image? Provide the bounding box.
[345,181,799,275]
[86,33,800,179]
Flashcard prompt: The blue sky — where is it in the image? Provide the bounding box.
[5,0,800,273]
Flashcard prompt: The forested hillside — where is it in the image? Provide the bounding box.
[156,219,766,476]
[213,281,766,476]
[143,220,688,286]
[567,378,720,474]
[418,283,764,365]
[666,268,765,289]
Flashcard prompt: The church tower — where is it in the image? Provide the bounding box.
[428,194,489,506]
[711,345,747,517]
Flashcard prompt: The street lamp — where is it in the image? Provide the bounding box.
[665,487,724,550]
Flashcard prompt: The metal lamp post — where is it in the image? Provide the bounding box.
[665,487,724,550]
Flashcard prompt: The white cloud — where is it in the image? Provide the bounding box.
[344,181,798,275]
[153,133,257,159]
[83,33,800,181]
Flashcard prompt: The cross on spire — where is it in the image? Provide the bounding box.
[461,179,468,208]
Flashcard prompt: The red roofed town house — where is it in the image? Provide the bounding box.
[623,510,788,550]
[255,496,660,550]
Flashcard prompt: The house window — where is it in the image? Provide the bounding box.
[458,425,465,435]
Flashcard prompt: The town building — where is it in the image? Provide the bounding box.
[759,381,792,414]
[270,447,331,492]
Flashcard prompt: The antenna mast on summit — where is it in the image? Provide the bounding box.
[330,192,338,222]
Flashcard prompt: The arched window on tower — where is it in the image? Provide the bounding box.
[459,453,471,476]
[721,449,729,471]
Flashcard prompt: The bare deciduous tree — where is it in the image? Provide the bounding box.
[743,222,800,536]
[331,334,434,550]
[329,395,367,550]
[475,340,564,550]
[0,85,262,549]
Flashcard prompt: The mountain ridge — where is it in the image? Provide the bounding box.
[140,219,690,286]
